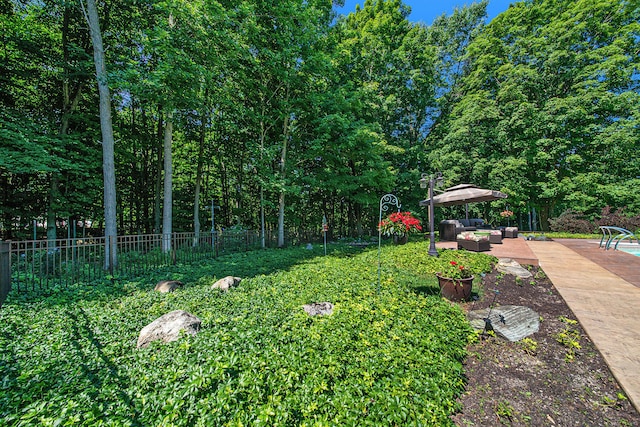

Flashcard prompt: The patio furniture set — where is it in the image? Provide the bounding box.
[439,219,519,252]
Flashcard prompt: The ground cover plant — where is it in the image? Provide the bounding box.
[0,242,493,426]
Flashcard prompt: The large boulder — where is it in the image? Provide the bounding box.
[211,276,242,291]
[136,310,201,349]
[154,280,183,293]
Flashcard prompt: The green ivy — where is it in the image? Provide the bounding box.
[0,242,492,425]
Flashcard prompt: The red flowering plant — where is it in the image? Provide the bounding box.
[378,211,423,237]
[438,260,473,280]
[500,210,514,218]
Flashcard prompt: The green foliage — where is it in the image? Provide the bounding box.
[428,0,640,229]
[555,317,582,362]
[519,338,538,356]
[2,0,639,240]
[0,242,490,425]
[494,400,514,424]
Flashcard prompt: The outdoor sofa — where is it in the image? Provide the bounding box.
[439,218,491,241]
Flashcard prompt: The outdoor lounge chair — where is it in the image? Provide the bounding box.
[599,226,640,250]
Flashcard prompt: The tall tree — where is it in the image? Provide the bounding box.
[301,0,437,231]
[237,0,334,246]
[0,1,101,240]
[429,0,640,228]
[82,0,118,267]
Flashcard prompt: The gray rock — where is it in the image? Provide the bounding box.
[211,276,242,291]
[136,310,201,348]
[154,280,183,293]
[468,305,540,342]
[496,258,533,279]
[303,302,334,316]
[525,234,553,241]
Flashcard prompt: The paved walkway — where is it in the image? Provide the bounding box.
[526,239,640,412]
[554,238,640,287]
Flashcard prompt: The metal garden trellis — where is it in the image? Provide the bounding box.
[378,194,401,292]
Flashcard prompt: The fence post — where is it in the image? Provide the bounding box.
[171,233,177,265]
[0,241,11,308]
[215,232,219,258]
[108,236,114,276]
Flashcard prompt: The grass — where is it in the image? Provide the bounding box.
[517,231,600,239]
[0,241,495,426]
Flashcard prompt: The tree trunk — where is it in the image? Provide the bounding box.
[259,122,266,249]
[355,203,363,237]
[260,187,266,248]
[47,5,85,247]
[277,114,290,248]
[154,107,164,234]
[220,159,228,226]
[46,177,58,244]
[540,202,554,232]
[162,111,173,253]
[193,111,207,245]
[84,0,117,270]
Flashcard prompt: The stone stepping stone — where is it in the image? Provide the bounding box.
[497,258,533,279]
[468,305,539,342]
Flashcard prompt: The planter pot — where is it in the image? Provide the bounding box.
[436,274,474,302]
[393,234,409,245]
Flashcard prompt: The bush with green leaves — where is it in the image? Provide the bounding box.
[0,242,494,426]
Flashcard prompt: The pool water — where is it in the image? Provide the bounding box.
[619,246,640,257]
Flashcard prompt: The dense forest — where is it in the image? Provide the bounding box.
[1,0,638,242]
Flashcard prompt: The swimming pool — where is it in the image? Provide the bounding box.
[619,246,640,257]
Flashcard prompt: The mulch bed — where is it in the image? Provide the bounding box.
[451,266,640,426]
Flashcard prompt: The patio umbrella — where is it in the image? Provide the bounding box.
[419,183,507,209]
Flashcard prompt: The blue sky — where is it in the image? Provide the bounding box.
[335,0,514,25]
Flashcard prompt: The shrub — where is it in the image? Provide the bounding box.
[548,210,596,234]
[595,206,640,233]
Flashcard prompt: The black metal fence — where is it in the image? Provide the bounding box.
[0,230,271,298]
[0,228,328,304]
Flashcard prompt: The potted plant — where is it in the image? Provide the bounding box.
[436,260,474,301]
[378,211,422,244]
